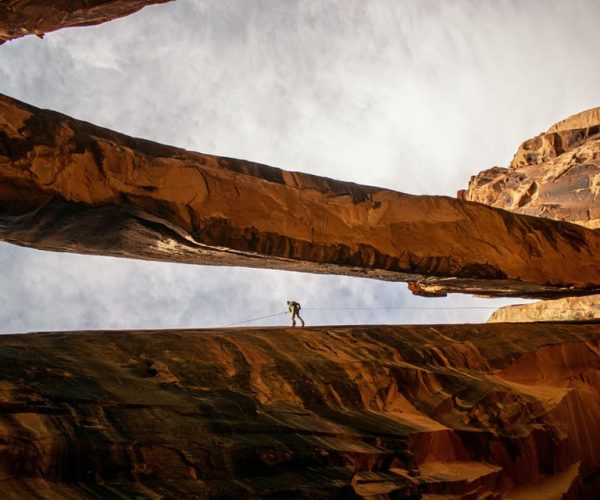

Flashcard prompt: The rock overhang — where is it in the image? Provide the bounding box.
[3,93,600,299]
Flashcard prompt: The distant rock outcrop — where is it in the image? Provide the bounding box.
[460,108,600,229]
[488,294,600,323]
[462,108,600,322]
[3,93,600,299]
[0,0,173,44]
[0,323,598,498]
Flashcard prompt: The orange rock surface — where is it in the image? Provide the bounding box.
[488,295,600,323]
[0,323,598,497]
[462,108,600,324]
[0,0,173,44]
[461,108,600,229]
[3,93,600,299]
[2,6,600,499]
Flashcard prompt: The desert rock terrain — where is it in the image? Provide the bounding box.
[3,94,600,299]
[0,323,599,498]
[1,2,600,499]
[461,108,600,229]
[463,109,600,324]
[489,295,600,323]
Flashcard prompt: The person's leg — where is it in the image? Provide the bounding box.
[299,314,305,327]
[291,314,297,327]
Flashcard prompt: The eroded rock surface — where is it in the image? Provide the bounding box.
[461,108,600,229]
[488,295,600,323]
[3,94,600,299]
[462,108,600,320]
[0,0,173,44]
[0,323,598,498]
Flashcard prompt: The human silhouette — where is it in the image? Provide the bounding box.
[287,300,305,327]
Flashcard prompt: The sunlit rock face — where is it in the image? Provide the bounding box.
[2,6,600,498]
[462,108,600,321]
[0,323,598,498]
[461,108,600,229]
[488,294,600,323]
[0,0,173,44]
[3,94,600,299]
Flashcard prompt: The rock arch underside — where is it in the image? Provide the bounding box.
[1,2,600,498]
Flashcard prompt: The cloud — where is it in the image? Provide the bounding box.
[4,0,597,333]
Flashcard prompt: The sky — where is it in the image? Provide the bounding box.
[1,0,599,333]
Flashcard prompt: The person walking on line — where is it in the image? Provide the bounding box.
[287,300,305,327]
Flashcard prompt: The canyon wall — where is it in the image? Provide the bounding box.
[1,4,600,499]
[462,108,600,322]
[0,0,173,44]
[3,94,600,299]
[488,295,600,323]
[0,323,598,498]
[461,108,600,229]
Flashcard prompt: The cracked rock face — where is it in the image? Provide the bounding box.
[488,294,600,323]
[3,94,600,299]
[462,108,600,322]
[0,323,598,498]
[461,107,600,229]
[0,0,173,44]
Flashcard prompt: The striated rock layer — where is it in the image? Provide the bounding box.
[0,0,173,44]
[461,107,600,321]
[3,94,600,299]
[461,107,600,229]
[489,295,600,323]
[0,323,598,498]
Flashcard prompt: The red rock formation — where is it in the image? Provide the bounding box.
[2,4,600,499]
[461,108,600,229]
[488,294,600,323]
[511,108,600,170]
[0,0,173,44]
[0,323,598,497]
[462,108,600,321]
[2,5,600,499]
[3,93,600,299]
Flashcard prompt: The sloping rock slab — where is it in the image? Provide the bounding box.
[3,94,600,298]
[0,323,599,497]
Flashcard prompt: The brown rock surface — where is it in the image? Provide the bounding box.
[3,4,600,500]
[0,323,598,497]
[511,108,600,170]
[488,295,600,323]
[461,107,600,229]
[0,0,173,44]
[462,108,600,322]
[3,94,600,299]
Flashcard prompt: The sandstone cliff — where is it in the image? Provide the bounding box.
[3,94,600,299]
[2,6,600,499]
[488,295,600,323]
[0,323,598,498]
[462,108,600,322]
[461,108,600,229]
[0,0,173,44]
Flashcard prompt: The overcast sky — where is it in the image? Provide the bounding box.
[1,0,599,333]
